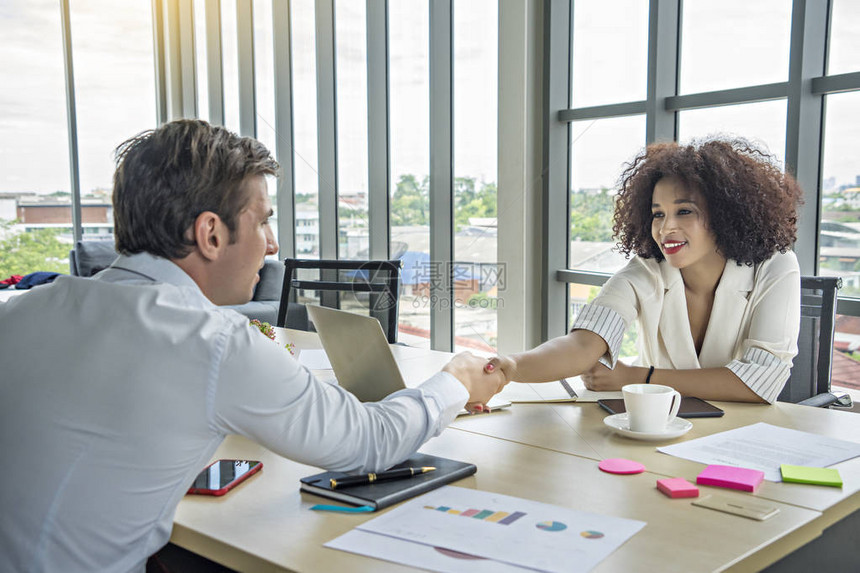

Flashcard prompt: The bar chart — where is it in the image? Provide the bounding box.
[423,504,526,525]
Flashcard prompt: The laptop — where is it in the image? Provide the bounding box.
[306,305,511,415]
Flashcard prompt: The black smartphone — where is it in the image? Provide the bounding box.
[187,459,263,496]
[598,396,724,418]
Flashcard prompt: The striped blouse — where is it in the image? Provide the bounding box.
[570,251,801,403]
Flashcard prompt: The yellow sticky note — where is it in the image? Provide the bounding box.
[780,464,842,487]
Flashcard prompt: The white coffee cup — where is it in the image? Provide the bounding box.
[621,383,682,433]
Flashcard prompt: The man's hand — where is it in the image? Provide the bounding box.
[581,361,638,391]
[443,352,508,411]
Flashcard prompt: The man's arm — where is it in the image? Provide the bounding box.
[214,332,504,473]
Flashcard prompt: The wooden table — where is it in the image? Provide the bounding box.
[171,329,860,572]
[450,401,860,514]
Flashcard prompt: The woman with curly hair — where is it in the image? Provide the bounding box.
[488,137,803,403]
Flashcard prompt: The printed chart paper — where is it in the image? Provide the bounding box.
[330,486,645,573]
[658,422,860,481]
[327,530,533,573]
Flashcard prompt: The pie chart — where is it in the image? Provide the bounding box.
[580,530,605,539]
[535,520,567,532]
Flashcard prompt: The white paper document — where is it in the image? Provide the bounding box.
[657,422,860,481]
[326,486,645,573]
[499,377,622,403]
[297,348,332,370]
[327,530,532,573]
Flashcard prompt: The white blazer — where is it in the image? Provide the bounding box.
[572,251,801,403]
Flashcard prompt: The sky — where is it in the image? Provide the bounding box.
[0,0,156,195]
[0,0,858,198]
[569,0,860,191]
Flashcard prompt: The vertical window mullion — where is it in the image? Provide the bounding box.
[59,0,82,244]
[366,0,391,260]
[205,0,225,125]
[236,0,256,136]
[645,0,680,144]
[429,0,454,351]
[786,0,829,275]
[273,0,296,258]
[315,0,339,261]
[152,0,170,125]
[542,0,572,340]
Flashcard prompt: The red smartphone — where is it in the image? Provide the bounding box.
[187,459,263,496]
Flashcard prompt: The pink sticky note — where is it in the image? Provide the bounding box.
[696,464,764,492]
[599,458,645,475]
[656,477,699,498]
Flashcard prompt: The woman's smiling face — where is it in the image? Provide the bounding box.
[650,177,724,272]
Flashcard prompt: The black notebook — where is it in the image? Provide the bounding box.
[300,453,476,510]
[598,396,724,418]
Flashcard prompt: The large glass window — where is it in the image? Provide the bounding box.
[290,0,320,259]
[679,0,792,94]
[568,283,639,361]
[828,0,860,75]
[253,0,275,152]
[453,0,498,353]
[821,91,860,391]
[389,0,431,348]
[193,0,211,123]
[252,0,278,249]
[70,0,156,242]
[221,0,241,134]
[571,0,648,108]
[0,0,72,284]
[568,116,645,273]
[678,100,787,165]
[334,0,369,260]
[565,1,646,357]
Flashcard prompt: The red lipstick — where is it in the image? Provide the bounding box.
[662,241,686,255]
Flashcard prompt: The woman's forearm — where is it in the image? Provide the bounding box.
[650,367,767,403]
[507,329,608,383]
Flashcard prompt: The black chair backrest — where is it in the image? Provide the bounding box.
[778,276,841,403]
[69,240,118,277]
[276,258,403,343]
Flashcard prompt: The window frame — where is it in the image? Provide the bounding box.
[546,0,860,337]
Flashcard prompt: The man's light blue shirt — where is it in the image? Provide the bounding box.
[0,253,467,573]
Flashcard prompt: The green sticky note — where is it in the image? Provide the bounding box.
[780,464,843,487]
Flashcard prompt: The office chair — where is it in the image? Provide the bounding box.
[69,240,118,277]
[276,258,403,343]
[779,276,852,408]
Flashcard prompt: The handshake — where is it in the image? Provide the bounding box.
[442,353,519,413]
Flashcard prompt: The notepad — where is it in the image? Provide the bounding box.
[780,464,843,487]
[300,453,477,511]
[696,464,764,493]
[657,477,699,498]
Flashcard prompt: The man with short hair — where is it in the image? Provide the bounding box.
[0,120,505,572]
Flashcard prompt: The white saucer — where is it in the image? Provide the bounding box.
[603,413,693,441]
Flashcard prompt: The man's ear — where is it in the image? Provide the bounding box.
[191,211,228,262]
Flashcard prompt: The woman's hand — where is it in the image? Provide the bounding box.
[483,355,519,385]
[581,361,640,391]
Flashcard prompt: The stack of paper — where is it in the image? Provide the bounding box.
[326,486,645,573]
[658,422,860,482]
